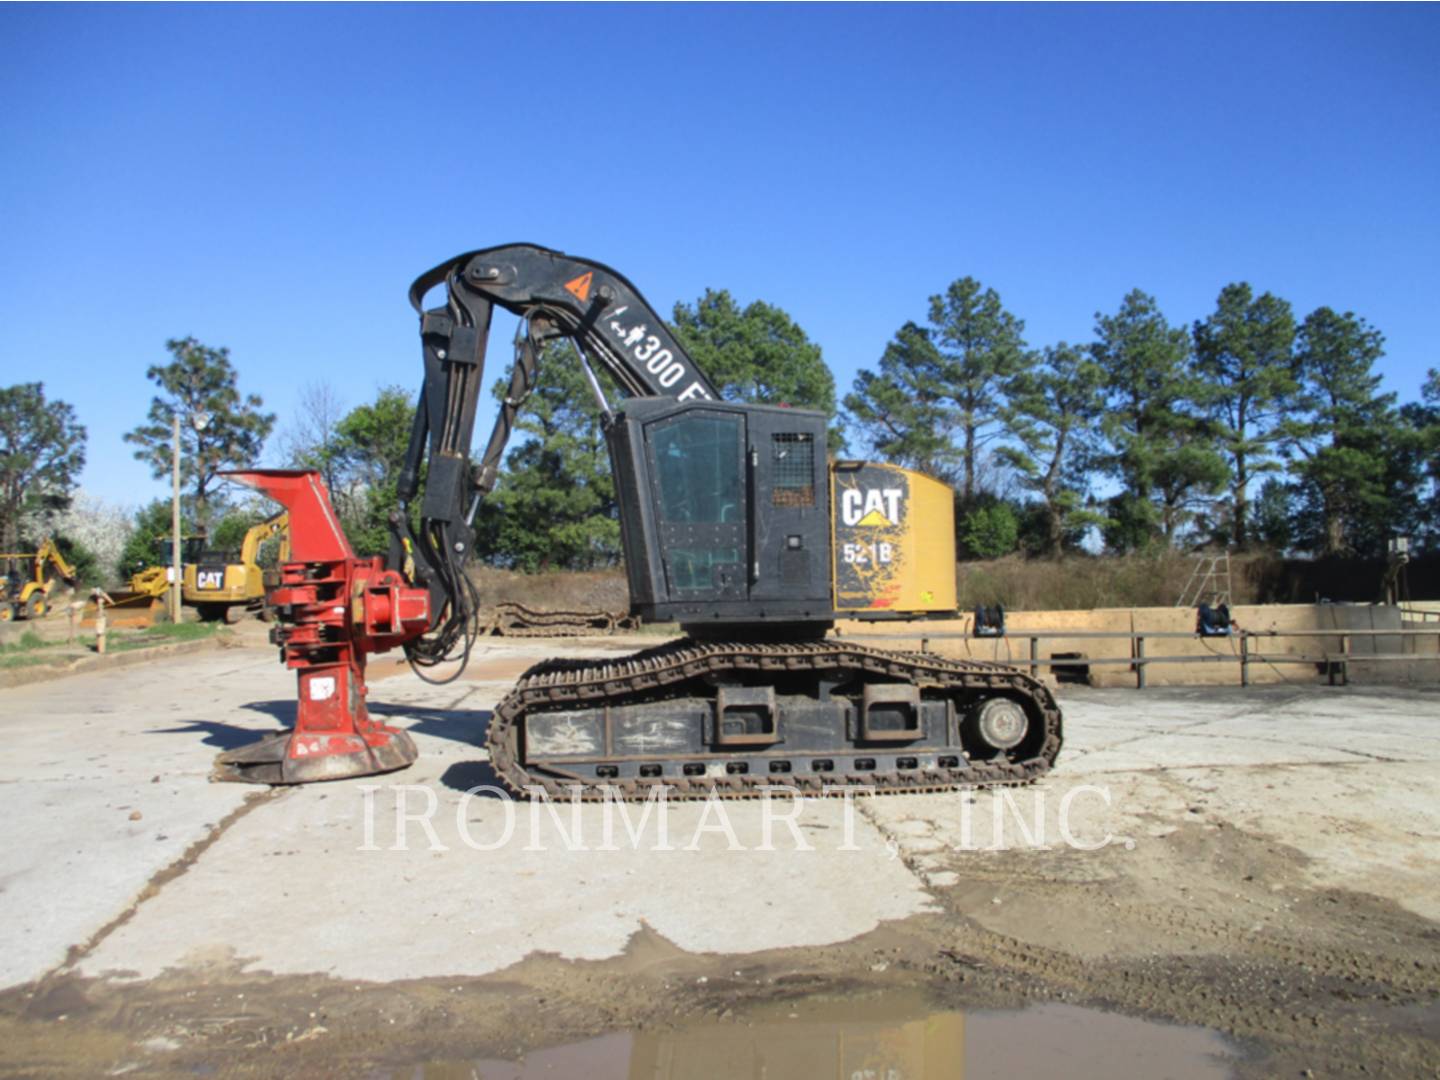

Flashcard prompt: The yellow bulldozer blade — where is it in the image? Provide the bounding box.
[82,592,165,629]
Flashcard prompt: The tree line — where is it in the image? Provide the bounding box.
[846,281,1438,560]
[3,279,1437,585]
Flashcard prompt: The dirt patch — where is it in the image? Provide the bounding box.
[469,566,628,612]
[3,843,1436,1080]
[854,790,1440,1079]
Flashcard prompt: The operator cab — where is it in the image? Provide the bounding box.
[608,399,833,634]
[150,536,206,568]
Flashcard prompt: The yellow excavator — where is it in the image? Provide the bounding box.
[0,538,79,621]
[183,512,290,623]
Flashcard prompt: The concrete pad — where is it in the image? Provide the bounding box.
[1054,687,1440,773]
[79,687,935,982]
[0,650,288,988]
[867,686,1440,923]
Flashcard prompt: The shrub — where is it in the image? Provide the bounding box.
[960,504,1020,560]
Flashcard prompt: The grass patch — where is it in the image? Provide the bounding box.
[110,621,221,652]
[0,651,60,670]
[0,619,222,672]
[0,629,71,669]
[0,630,60,654]
[954,552,1208,610]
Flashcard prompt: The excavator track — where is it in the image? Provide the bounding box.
[486,601,639,638]
[487,639,1062,800]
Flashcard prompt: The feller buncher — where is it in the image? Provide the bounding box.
[214,245,1062,792]
[0,538,78,621]
[184,512,289,623]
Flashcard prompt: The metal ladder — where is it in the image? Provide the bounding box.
[1177,551,1232,608]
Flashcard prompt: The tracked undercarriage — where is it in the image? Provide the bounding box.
[487,639,1062,800]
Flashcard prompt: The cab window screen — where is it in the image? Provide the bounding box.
[652,415,742,524]
[772,433,815,507]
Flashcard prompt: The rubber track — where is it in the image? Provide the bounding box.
[487,639,1063,801]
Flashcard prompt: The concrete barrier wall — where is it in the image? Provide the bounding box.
[837,604,1440,688]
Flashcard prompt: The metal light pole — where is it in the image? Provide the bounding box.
[170,414,182,623]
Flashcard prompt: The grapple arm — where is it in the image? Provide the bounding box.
[390,243,722,675]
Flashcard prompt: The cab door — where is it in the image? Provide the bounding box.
[645,410,747,601]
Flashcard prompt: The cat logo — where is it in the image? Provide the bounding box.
[840,487,904,527]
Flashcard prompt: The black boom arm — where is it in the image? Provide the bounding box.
[391,244,720,677]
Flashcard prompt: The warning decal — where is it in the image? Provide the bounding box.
[564,272,593,303]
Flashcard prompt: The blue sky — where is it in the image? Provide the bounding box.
[2,3,1437,510]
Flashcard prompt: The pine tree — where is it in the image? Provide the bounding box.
[1279,308,1393,556]
[1092,290,1225,549]
[927,278,1028,501]
[476,344,620,571]
[844,322,959,482]
[997,343,1107,556]
[123,337,274,527]
[1192,283,1298,547]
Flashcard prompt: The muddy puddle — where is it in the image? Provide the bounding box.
[414,990,1239,1079]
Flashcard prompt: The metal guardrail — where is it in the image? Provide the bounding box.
[837,627,1440,689]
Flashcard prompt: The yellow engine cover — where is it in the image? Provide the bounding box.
[830,462,957,616]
